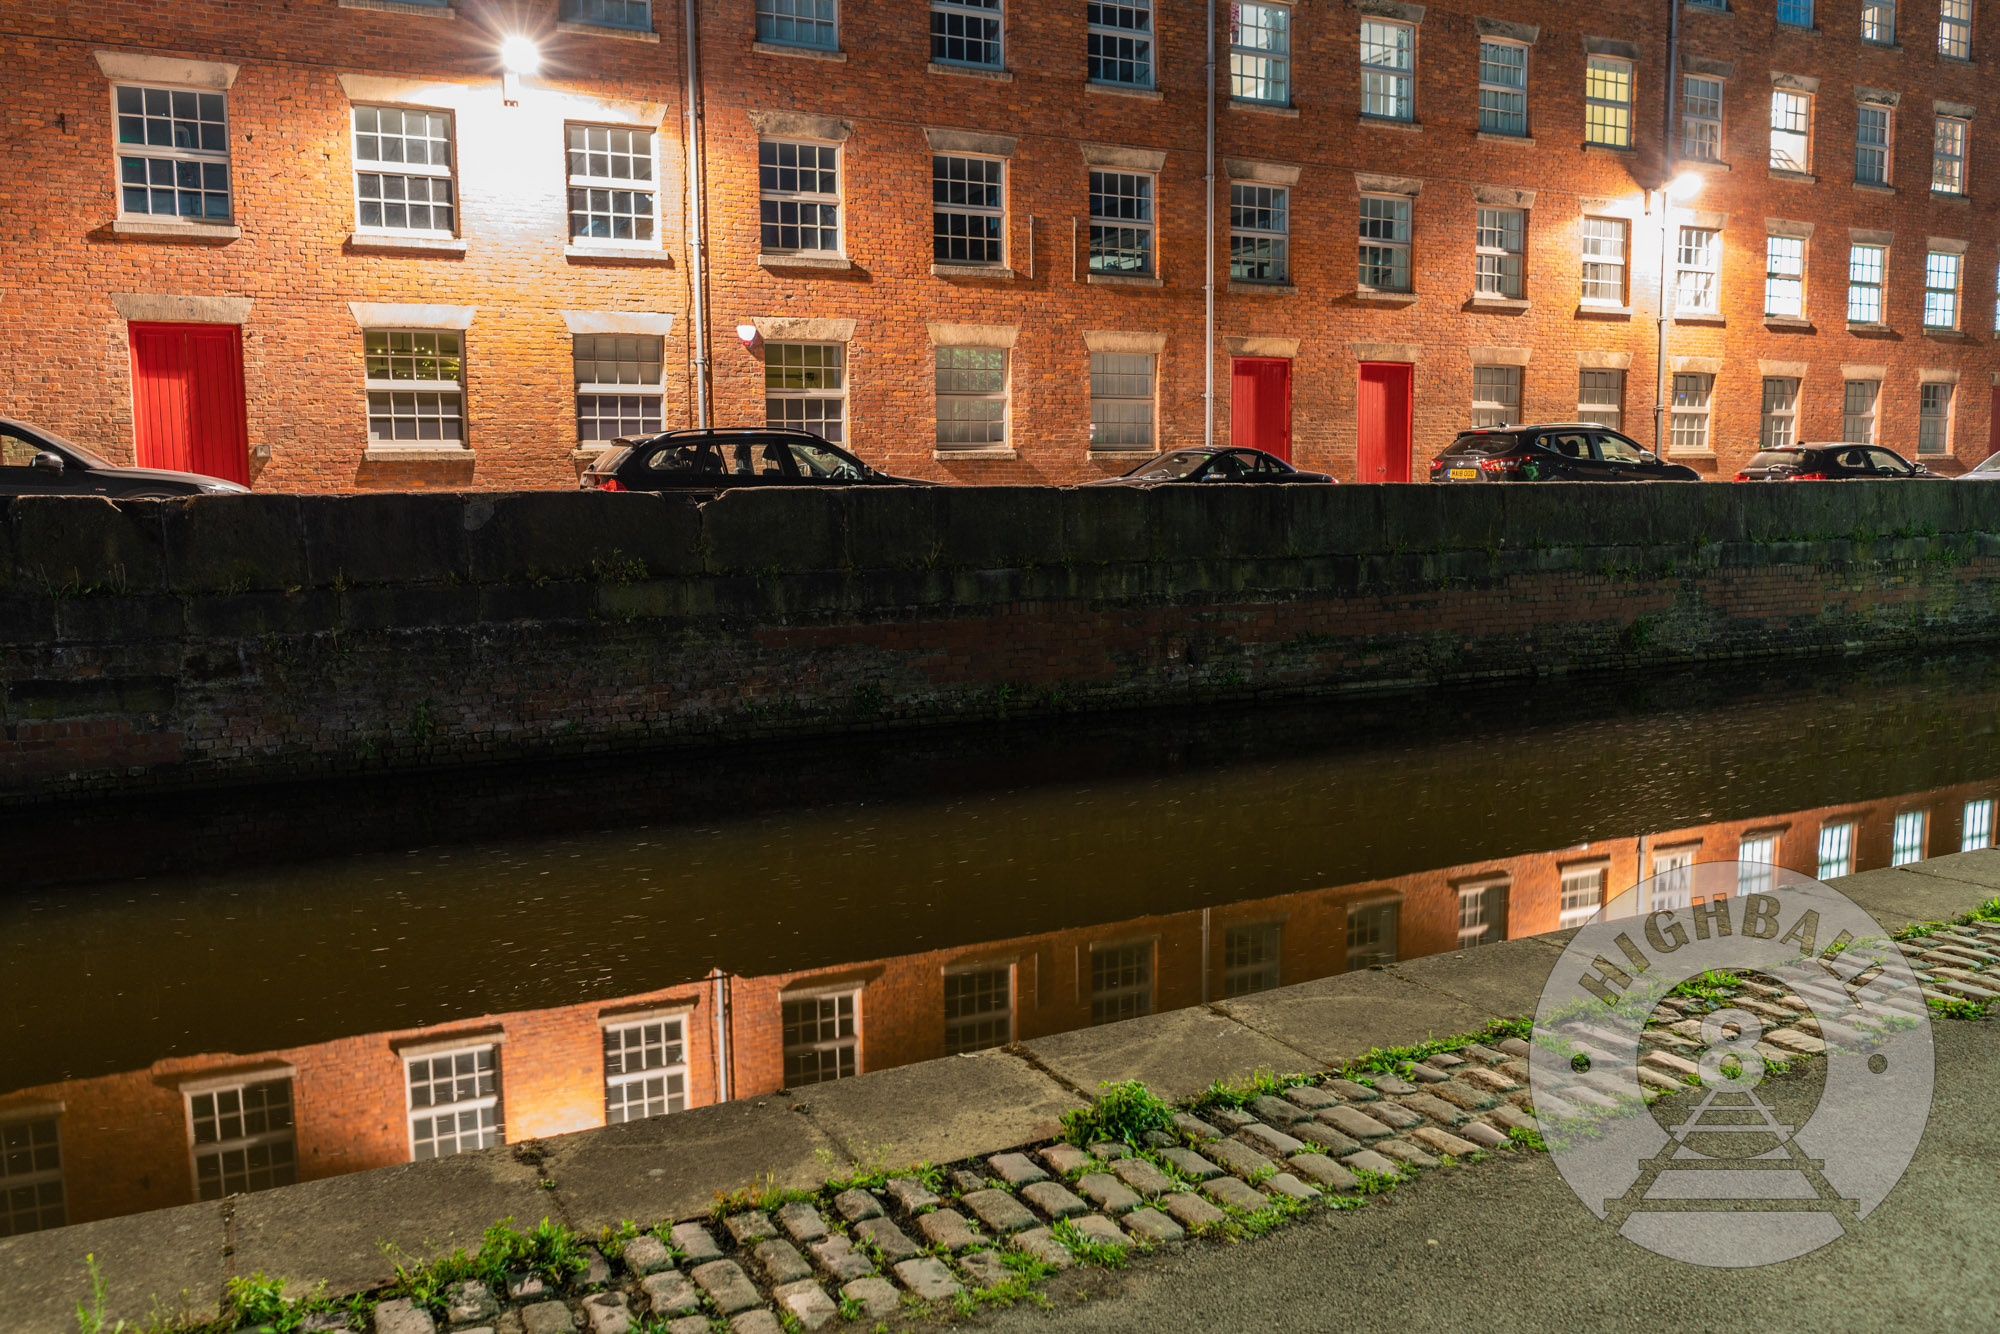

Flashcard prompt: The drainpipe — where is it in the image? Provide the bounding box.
[684,0,713,427]
[1651,0,1680,453]
[710,966,731,1103]
[1203,0,1217,448]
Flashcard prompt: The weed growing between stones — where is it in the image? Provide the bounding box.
[1048,1220,1133,1268]
[709,1172,822,1218]
[381,1217,590,1314]
[1059,1079,1178,1147]
[1507,1127,1548,1153]
[1345,1017,1532,1078]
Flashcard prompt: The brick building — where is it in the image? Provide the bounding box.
[5,777,1991,1234]
[4,0,1998,490]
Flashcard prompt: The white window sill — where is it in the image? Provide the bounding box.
[1087,272,1162,287]
[1086,82,1161,100]
[364,446,473,461]
[1769,168,1818,184]
[113,218,241,240]
[556,19,659,40]
[932,263,1016,279]
[1229,99,1299,118]
[1352,289,1418,305]
[1576,302,1633,316]
[1476,131,1537,147]
[1764,314,1813,328]
[1227,282,1295,295]
[338,0,454,15]
[1468,296,1530,311]
[928,61,1013,81]
[566,244,672,265]
[752,40,847,60]
[1667,450,1718,460]
[349,231,467,253]
[934,446,1017,461]
[1674,312,1725,325]
[758,253,853,271]
[1847,321,1892,334]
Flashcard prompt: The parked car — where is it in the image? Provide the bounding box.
[1078,446,1334,487]
[1428,424,1700,483]
[0,417,248,497]
[1733,443,1940,481]
[579,428,929,492]
[1955,452,2000,480]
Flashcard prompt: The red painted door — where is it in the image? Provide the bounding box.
[1230,357,1293,462]
[1356,361,1413,483]
[129,322,250,485]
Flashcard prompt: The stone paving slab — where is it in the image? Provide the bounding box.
[774,1278,837,1331]
[1216,970,1489,1070]
[961,1187,1038,1234]
[806,1233,875,1282]
[1382,933,1571,1020]
[640,1271,700,1317]
[1122,1206,1185,1242]
[852,1216,922,1262]
[1021,1003,1325,1102]
[794,1049,1083,1173]
[893,1255,963,1300]
[1161,1192,1226,1230]
[0,1200,225,1334]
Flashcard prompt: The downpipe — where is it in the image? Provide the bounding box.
[1203,0,1216,448]
[685,0,713,428]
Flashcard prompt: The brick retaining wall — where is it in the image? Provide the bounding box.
[5,481,2000,802]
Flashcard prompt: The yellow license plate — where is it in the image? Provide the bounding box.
[1449,467,1477,480]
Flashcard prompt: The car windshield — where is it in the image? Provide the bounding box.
[592,444,635,472]
[1969,453,2000,474]
[1122,451,1211,481]
[788,441,867,480]
[3,422,114,469]
[1746,450,1807,469]
[1450,433,1522,457]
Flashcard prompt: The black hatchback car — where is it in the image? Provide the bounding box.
[1,417,248,497]
[580,428,929,492]
[1734,443,1939,481]
[1429,424,1701,483]
[1078,446,1334,487]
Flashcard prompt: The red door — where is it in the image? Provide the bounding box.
[1356,361,1413,483]
[1230,357,1293,462]
[129,322,251,485]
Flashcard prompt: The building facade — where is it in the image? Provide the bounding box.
[4,0,1999,490]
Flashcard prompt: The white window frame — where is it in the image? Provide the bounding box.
[1229,182,1289,284]
[1558,864,1607,929]
[1891,810,1928,866]
[1765,234,1805,317]
[1862,0,1896,42]
[185,1076,298,1201]
[1737,834,1779,895]
[1221,922,1283,997]
[1760,377,1801,447]
[1856,104,1892,185]
[1358,193,1412,292]
[574,334,664,445]
[1963,799,1995,851]
[1919,382,1955,455]
[1818,821,1856,879]
[1934,117,1968,195]
[1345,900,1399,969]
[1847,244,1887,323]
[1578,368,1624,428]
[1477,39,1527,136]
[1088,169,1155,276]
[405,1045,502,1160]
[1842,379,1881,443]
[781,988,861,1087]
[1649,846,1697,911]
[943,963,1015,1054]
[0,1114,65,1236]
[932,153,1006,268]
[756,0,839,49]
[1088,351,1157,451]
[1676,226,1720,313]
[1584,56,1632,148]
[1230,2,1291,105]
[351,104,457,238]
[563,0,655,30]
[1580,216,1628,304]
[1682,75,1723,162]
[1770,90,1812,173]
[1470,365,1521,428]
[1940,0,1972,57]
[1474,207,1526,299]
[758,139,842,258]
[935,347,1009,449]
[1670,373,1714,452]
[1924,251,1962,330]
[1359,19,1415,121]
[1087,0,1154,88]
[113,82,233,223]
[364,328,466,447]
[565,123,659,248]
[601,1015,689,1123]
[932,0,1004,69]
[764,341,847,444]
[1089,940,1154,1024]
[1455,878,1508,947]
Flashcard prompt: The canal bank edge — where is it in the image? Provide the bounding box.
[5,849,1999,1331]
[8,482,2000,803]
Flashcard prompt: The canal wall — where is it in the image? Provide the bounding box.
[6,482,2000,801]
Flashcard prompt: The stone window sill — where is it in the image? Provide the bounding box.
[1923,328,1967,341]
[1681,158,1731,173]
[338,0,454,14]
[1932,190,1971,204]
[1228,282,1295,295]
[1468,296,1530,311]
[1583,142,1637,155]
[1667,449,1719,460]
[1476,131,1536,147]
[1847,322,1892,334]
[1087,273,1163,288]
[758,253,853,271]
[556,19,658,40]
[349,231,467,253]
[1360,116,1422,133]
[1764,315,1813,329]
[932,263,1016,279]
[364,446,473,462]
[1087,448,1153,462]
[113,218,240,241]
[935,446,1017,461]
[1576,302,1633,317]
[753,41,846,60]
[1675,312,1725,325]
[1230,99,1299,118]
[928,61,1013,81]
[566,244,672,265]
[1770,169,1818,184]
[1861,39,1902,50]
[1853,181,1895,194]
[1352,289,1418,305]
[1086,82,1161,100]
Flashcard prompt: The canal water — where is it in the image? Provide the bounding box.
[5,651,2000,1233]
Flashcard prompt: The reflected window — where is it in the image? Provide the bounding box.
[944,966,1013,1054]
[189,1078,297,1198]
[1223,924,1281,997]
[1651,847,1696,910]
[1891,811,1927,867]
[603,1017,687,1123]
[406,1047,501,1160]
[1455,880,1507,947]
[1738,834,1778,895]
[0,1117,64,1235]
[1345,901,1399,969]
[1963,799,1994,852]
[783,991,859,1087]
[1818,822,1856,879]
[1558,865,1606,929]
[1090,942,1153,1025]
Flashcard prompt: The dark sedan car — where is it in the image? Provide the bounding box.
[580,428,929,492]
[0,418,248,497]
[1429,423,1700,482]
[1079,446,1334,487]
[1734,443,1939,481]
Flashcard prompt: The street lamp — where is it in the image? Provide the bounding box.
[1652,171,1704,453]
[500,36,540,105]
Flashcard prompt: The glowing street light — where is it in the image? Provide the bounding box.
[500,36,540,105]
[1666,170,1704,202]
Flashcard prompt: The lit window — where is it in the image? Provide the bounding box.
[562,0,653,29]
[1360,20,1414,121]
[1088,170,1154,275]
[0,1117,65,1235]
[1777,0,1813,25]
[1818,822,1855,878]
[353,106,455,235]
[1963,799,1995,851]
[1231,3,1291,104]
[1760,377,1800,448]
[1229,183,1289,283]
[933,0,1002,68]
[1358,195,1412,291]
[1892,810,1928,865]
[1934,118,1968,195]
[1842,380,1880,443]
[1223,923,1282,997]
[1478,40,1527,136]
[1345,902,1398,969]
[1682,76,1722,161]
[1847,245,1886,323]
[1473,207,1525,299]
[936,348,1008,448]
[566,125,655,244]
[1578,369,1624,428]
[1940,0,1972,57]
[1738,835,1778,895]
[759,140,840,254]
[756,0,837,49]
[944,966,1013,1053]
[1670,373,1713,452]
[933,155,1005,265]
[1855,104,1891,184]
[1087,0,1153,87]
[1919,383,1954,454]
[765,343,845,443]
[1456,881,1507,947]
[407,1048,500,1160]
[1770,90,1811,173]
[603,1018,687,1123]
[1862,0,1895,41]
[1924,251,1962,329]
[1559,866,1606,928]
[1676,226,1720,313]
[1580,216,1628,303]
[1584,57,1632,148]
[782,992,859,1086]
[574,335,663,445]
[1470,365,1520,428]
[115,85,230,220]
[1090,942,1153,1024]
[1089,352,1155,450]
[364,330,464,445]
[1765,235,1805,317]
